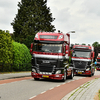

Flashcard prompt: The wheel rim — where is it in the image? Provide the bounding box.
[64,71,66,80]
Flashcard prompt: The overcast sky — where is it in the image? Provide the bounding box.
[0,0,100,45]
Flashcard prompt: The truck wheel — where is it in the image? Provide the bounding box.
[69,70,74,79]
[92,70,95,76]
[92,72,94,76]
[34,78,39,80]
[88,74,92,77]
[62,71,66,82]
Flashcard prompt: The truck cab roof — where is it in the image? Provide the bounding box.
[34,32,70,44]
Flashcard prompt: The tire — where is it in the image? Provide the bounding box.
[34,78,39,80]
[69,70,74,79]
[92,70,95,76]
[88,74,92,77]
[62,71,67,82]
[88,70,92,77]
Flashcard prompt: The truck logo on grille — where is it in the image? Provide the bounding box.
[43,60,50,63]
[79,61,82,65]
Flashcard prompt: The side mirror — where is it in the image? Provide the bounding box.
[68,50,72,57]
[93,52,95,58]
[31,43,33,49]
[66,51,68,54]
[65,45,68,50]
[30,43,33,53]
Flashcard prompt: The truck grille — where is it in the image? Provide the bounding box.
[73,61,87,69]
[97,64,100,67]
[39,64,53,72]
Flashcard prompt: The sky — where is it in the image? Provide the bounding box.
[0,0,100,45]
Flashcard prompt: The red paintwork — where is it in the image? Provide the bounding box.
[73,45,92,50]
[34,32,69,42]
[32,51,63,55]
[96,68,100,71]
[31,72,64,80]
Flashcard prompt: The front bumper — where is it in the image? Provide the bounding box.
[96,67,100,71]
[31,72,64,80]
[74,70,92,75]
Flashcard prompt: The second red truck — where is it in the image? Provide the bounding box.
[71,45,95,76]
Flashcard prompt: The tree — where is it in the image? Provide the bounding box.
[82,43,86,45]
[0,30,13,64]
[92,41,100,47]
[0,30,13,71]
[11,0,55,47]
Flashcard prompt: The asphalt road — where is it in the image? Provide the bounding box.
[0,71,100,100]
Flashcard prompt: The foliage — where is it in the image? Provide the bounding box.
[13,42,32,71]
[75,43,79,45]
[99,90,100,99]
[12,34,35,49]
[0,30,13,64]
[0,30,13,71]
[11,0,55,48]
[92,41,100,47]
[22,34,35,49]
[82,43,86,45]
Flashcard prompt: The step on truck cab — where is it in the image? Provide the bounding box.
[30,31,74,81]
[71,45,95,77]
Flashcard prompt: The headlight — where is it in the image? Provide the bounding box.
[35,34,38,39]
[58,35,63,39]
[32,68,36,72]
[55,70,61,74]
[86,68,90,71]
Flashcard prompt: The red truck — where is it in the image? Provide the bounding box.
[30,31,74,81]
[71,45,95,76]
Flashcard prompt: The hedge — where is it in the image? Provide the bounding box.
[12,42,32,71]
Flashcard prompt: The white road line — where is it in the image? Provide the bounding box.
[49,87,54,90]
[29,95,37,100]
[41,91,46,94]
[56,85,60,87]
[62,83,66,85]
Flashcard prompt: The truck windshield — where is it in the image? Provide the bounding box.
[34,43,62,53]
[72,50,91,58]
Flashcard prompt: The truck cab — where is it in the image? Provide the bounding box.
[30,32,74,81]
[71,45,95,76]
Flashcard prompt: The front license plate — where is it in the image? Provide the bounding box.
[42,75,49,78]
[78,72,82,74]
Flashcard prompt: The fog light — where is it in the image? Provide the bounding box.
[55,75,60,77]
[86,68,90,71]
[32,68,36,72]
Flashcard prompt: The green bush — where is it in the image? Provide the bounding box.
[0,30,13,71]
[13,42,31,71]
